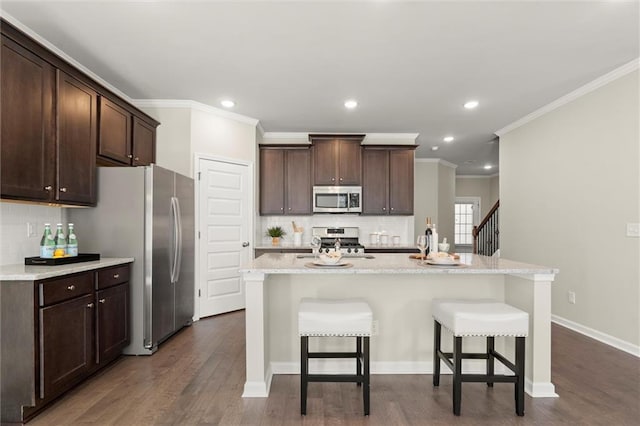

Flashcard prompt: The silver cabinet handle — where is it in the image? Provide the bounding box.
[339,177,343,181]
[382,207,386,211]
[288,207,291,211]
[113,273,120,279]
[98,298,106,304]
[87,303,94,308]
[67,285,76,291]
[391,207,394,211]
[128,154,133,159]
[134,157,139,161]
[280,207,284,211]
[60,187,67,193]
[242,241,250,247]
[331,177,335,181]
[44,185,53,191]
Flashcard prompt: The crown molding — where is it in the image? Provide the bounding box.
[363,133,419,144]
[0,10,134,103]
[256,122,265,137]
[415,158,458,169]
[262,132,309,140]
[496,58,640,136]
[132,99,259,126]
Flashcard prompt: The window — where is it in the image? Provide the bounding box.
[455,198,480,245]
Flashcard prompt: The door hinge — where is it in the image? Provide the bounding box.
[198,289,201,297]
[198,231,201,239]
[197,171,201,181]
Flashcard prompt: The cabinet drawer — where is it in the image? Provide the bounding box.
[97,264,130,289]
[39,272,93,307]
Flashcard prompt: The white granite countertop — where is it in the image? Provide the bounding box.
[240,253,558,275]
[0,258,134,281]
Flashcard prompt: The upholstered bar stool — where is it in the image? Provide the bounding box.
[298,298,373,416]
[431,299,529,416]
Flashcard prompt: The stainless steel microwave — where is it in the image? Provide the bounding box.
[312,186,362,213]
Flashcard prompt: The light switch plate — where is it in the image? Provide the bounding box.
[627,223,640,237]
[26,222,37,238]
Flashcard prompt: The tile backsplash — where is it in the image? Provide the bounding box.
[258,215,415,246]
[0,202,63,265]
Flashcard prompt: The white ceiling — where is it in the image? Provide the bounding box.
[2,1,638,175]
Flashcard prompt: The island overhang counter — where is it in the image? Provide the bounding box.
[240,253,558,399]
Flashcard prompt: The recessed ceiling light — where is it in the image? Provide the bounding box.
[443,136,454,143]
[464,100,479,109]
[484,164,492,170]
[431,146,439,151]
[221,99,235,108]
[344,99,358,109]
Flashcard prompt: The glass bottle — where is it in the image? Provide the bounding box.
[54,223,67,257]
[67,223,78,257]
[40,223,56,258]
[425,217,433,256]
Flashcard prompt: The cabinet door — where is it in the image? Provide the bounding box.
[39,293,94,399]
[96,283,129,364]
[98,96,132,165]
[337,140,362,185]
[313,140,338,185]
[285,148,312,214]
[361,149,389,215]
[132,117,156,166]
[259,148,285,214]
[389,149,414,215]
[57,70,97,205]
[0,37,55,202]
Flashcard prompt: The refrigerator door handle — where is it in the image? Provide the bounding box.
[170,197,180,284]
[174,197,183,283]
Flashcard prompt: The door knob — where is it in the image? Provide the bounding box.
[242,241,250,247]
[60,187,67,193]
[44,185,53,191]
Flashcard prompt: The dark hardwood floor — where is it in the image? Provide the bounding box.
[29,311,639,425]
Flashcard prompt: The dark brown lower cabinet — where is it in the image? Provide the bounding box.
[0,263,131,424]
[39,294,94,399]
[96,283,129,364]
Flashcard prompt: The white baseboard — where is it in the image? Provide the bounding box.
[552,315,640,358]
[241,366,273,398]
[526,378,558,398]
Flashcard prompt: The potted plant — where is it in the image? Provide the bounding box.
[266,226,287,246]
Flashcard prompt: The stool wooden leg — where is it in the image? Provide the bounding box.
[515,337,525,416]
[453,336,462,416]
[363,337,370,416]
[356,337,362,387]
[433,320,441,387]
[486,336,495,388]
[301,336,309,415]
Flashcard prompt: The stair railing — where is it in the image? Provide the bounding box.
[472,200,499,255]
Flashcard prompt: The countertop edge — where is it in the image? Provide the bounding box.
[0,258,135,281]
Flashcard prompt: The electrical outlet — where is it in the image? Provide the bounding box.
[568,291,576,305]
[372,320,379,336]
[627,223,640,237]
[26,222,37,238]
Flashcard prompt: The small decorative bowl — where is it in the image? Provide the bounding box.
[318,253,343,265]
[438,243,450,252]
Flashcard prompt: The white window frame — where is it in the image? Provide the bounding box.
[454,197,481,247]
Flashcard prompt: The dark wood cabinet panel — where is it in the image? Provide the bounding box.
[337,140,362,185]
[132,117,155,166]
[39,293,94,400]
[96,283,129,365]
[98,96,132,164]
[311,137,363,186]
[56,70,97,205]
[260,146,312,215]
[260,148,285,214]
[389,149,414,215]
[0,37,55,202]
[362,147,415,216]
[285,149,312,214]
[362,149,389,214]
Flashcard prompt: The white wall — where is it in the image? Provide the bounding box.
[0,202,62,266]
[139,106,192,177]
[500,69,639,348]
[437,163,456,249]
[456,176,496,218]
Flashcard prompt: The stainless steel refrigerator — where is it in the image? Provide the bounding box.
[69,164,194,355]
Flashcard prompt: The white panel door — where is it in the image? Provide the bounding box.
[198,158,251,317]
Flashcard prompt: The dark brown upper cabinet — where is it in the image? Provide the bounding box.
[97,99,156,167]
[1,19,159,206]
[259,146,312,215]
[362,146,415,215]
[310,134,364,186]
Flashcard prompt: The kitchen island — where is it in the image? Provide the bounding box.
[240,253,558,399]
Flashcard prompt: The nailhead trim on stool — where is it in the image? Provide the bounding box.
[431,299,529,416]
[298,298,373,416]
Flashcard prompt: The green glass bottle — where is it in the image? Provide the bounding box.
[40,223,55,259]
[67,223,78,257]
[54,223,67,257]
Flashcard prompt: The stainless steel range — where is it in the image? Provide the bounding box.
[311,227,365,255]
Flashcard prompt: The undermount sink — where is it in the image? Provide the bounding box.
[296,254,375,259]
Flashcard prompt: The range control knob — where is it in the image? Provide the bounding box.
[347,248,352,253]
[324,248,330,253]
[354,248,359,253]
